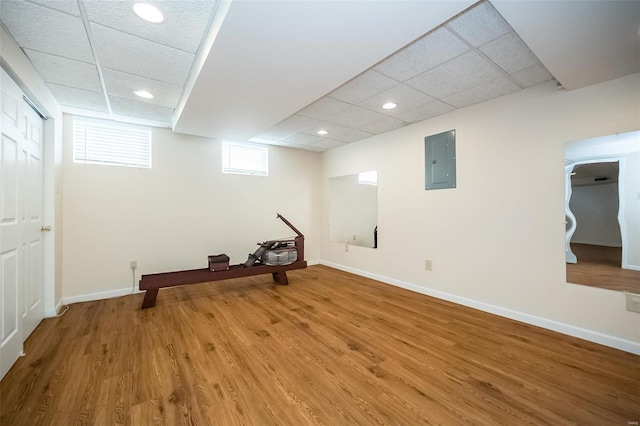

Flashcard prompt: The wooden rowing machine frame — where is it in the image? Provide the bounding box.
[139,214,307,309]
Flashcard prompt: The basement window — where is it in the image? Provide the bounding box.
[73,116,152,168]
[222,141,268,176]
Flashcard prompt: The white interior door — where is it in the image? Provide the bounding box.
[1,68,45,379]
[21,91,45,339]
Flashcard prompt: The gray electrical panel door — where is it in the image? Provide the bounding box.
[425,129,456,190]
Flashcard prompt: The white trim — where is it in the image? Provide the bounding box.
[45,298,64,318]
[627,265,640,272]
[319,260,640,355]
[42,118,57,318]
[59,261,320,306]
[63,287,143,306]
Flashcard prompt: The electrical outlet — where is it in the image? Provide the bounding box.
[626,293,640,313]
[130,260,137,270]
[345,242,349,252]
[425,259,432,271]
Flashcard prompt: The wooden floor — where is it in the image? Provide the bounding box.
[567,243,640,293]
[2,266,639,425]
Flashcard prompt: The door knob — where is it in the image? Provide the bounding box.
[41,226,51,232]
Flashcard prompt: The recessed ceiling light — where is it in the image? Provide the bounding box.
[134,90,154,99]
[382,102,397,110]
[317,130,328,135]
[133,3,164,23]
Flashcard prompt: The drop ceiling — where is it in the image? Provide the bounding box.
[0,0,217,126]
[250,1,554,151]
[1,0,638,152]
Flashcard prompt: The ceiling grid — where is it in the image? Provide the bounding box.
[2,0,637,151]
[0,0,217,125]
[251,1,555,151]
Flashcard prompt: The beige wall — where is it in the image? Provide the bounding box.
[1,26,64,315]
[320,74,640,347]
[61,117,321,299]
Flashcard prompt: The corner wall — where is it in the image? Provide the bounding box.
[61,117,321,300]
[320,74,640,351]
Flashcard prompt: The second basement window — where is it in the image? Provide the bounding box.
[222,141,268,176]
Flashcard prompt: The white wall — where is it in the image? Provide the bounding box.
[320,73,640,350]
[570,182,622,247]
[61,117,320,299]
[1,26,64,315]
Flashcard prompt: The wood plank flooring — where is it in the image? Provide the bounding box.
[2,265,639,425]
[567,243,640,293]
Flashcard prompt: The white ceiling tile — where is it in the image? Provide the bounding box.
[102,68,182,108]
[259,115,322,139]
[83,0,216,53]
[326,106,387,128]
[90,23,194,86]
[28,0,81,16]
[393,101,455,123]
[249,136,278,144]
[360,117,407,135]
[297,122,365,143]
[283,132,326,146]
[47,83,107,112]
[255,130,290,140]
[310,139,346,150]
[442,77,520,108]
[328,70,399,104]
[446,1,512,47]
[275,114,323,133]
[331,128,375,143]
[297,97,352,120]
[252,139,324,153]
[24,49,102,92]
[109,95,174,123]
[480,32,540,73]
[406,51,503,99]
[510,64,555,88]
[359,84,435,115]
[1,1,94,62]
[272,140,312,150]
[374,28,470,81]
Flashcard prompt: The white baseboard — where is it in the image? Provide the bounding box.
[627,264,640,272]
[44,298,65,318]
[63,287,143,306]
[319,260,640,355]
[58,263,320,307]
